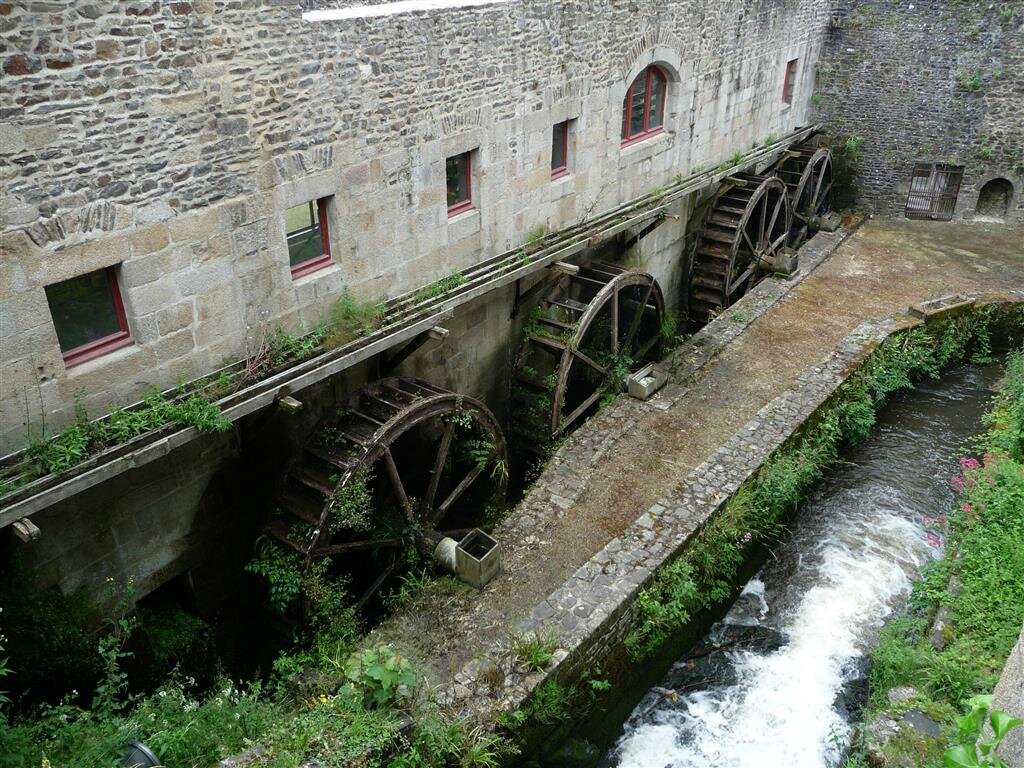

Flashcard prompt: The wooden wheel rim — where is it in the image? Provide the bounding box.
[314,382,508,556]
[550,271,665,435]
[726,176,791,297]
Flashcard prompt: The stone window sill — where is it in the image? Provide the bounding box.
[447,207,481,241]
[618,131,674,167]
[550,173,575,201]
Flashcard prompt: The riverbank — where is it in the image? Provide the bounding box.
[843,348,1024,768]
[599,361,1001,767]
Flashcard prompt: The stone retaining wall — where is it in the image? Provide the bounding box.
[442,290,1024,722]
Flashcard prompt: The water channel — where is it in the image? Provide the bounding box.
[598,362,1000,768]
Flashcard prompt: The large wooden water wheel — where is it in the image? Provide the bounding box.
[688,174,791,326]
[512,263,664,446]
[771,143,833,247]
[266,377,507,612]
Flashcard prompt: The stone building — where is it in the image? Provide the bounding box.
[1,0,828,604]
[814,0,1024,223]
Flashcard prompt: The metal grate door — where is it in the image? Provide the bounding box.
[905,162,964,221]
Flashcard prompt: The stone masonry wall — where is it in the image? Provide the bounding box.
[14,429,243,607]
[1,0,831,451]
[814,0,1024,221]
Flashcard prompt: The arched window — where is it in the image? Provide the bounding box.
[621,66,667,145]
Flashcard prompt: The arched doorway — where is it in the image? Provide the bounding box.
[975,177,1013,220]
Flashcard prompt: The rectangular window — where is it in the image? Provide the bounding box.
[551,121,570,179]
[905,162,964,221]
[782,58,799,104]
[286,199,332,278]
[45,266,132,367]
[446,151,473,216]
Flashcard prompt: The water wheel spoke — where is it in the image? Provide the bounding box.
[817,178,834,208]
[610,289,619,355]
[423,421,455,513]
[623,281,655,352]
[771,231,788,250]
[382,446,415,525]
[315,537,404,556]
[434,464,485,522]
[813,162,827,203]
[728,266,756,294]
[354,556,401,610]
[571,347,609,377]
[767,194,784,235]
[557,388,606,435]
[758,193,767,242]
[742,228,758,257]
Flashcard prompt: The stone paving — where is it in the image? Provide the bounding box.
[368,218,1024,718]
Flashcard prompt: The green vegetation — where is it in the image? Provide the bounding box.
[627,305,1015,660]
[831,133,866,209]
[413,270,469,304]
[18,386,229,482]
[730,309,749,324]
[844,345,1024,767]
[956,69,982,93]
[944,696,1022,768]
[1,569,513,768]
[510,631,557,672]
[976,137,995,161]
[524,224,548,251]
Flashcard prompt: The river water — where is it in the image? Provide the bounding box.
[600,363,999,768]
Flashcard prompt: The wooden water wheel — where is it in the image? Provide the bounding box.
[266,377,507,612]
[512,263,664,446]
[688,174,791,326]
[772,144,833,247]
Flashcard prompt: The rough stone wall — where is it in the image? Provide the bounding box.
[814,0,1024,221]
[14,430,244,607]
[1,0,830,450]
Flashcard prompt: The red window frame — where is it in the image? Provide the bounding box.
[782,59,799,104]
[56,267,133,367]
[621,66,667,146]
[289,198,333,279]
[446,152,474,217]
[551,120,570,180]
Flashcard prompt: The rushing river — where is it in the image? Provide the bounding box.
[601,363,999,768]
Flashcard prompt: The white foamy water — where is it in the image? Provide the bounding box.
[615,513,928,768]
[603,365,996,768]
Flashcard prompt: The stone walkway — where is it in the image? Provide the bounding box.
[368,218,1024,692]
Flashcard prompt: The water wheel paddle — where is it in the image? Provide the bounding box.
[689,174,791,326]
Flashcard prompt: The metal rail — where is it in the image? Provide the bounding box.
[0,124,820,525]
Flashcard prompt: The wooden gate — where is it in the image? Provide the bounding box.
[905,162,964,221]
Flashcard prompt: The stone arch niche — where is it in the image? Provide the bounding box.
[975,177,1013,221]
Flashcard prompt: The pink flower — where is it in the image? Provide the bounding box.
[740,532,752,544]
[949,476,965,491]
[926,532,943,548]
[962,503,973,513]
[960,457,981,470]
